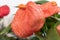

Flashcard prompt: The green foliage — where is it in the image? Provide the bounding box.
[31,37,39,40]
[35,1,48,4]
[0,25,11,35]
[0,25,15,40]
[0,35,15,40]
[35,0,49,4]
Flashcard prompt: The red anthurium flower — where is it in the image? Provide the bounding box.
[0,5,10,18]
[11,1,45,38]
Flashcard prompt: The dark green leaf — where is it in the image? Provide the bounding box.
[0,24,11,35]
[35,1,48,4]
[31,37,39,40]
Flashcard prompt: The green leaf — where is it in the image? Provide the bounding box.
[0,24,11,35]
[45,22,60,40]
[35,1,48,4]
[53,14,60,18]
[31,37,39,40]
[52,14,60,21]
[0,35,16,40]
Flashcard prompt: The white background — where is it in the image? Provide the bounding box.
[0,0,60,27]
